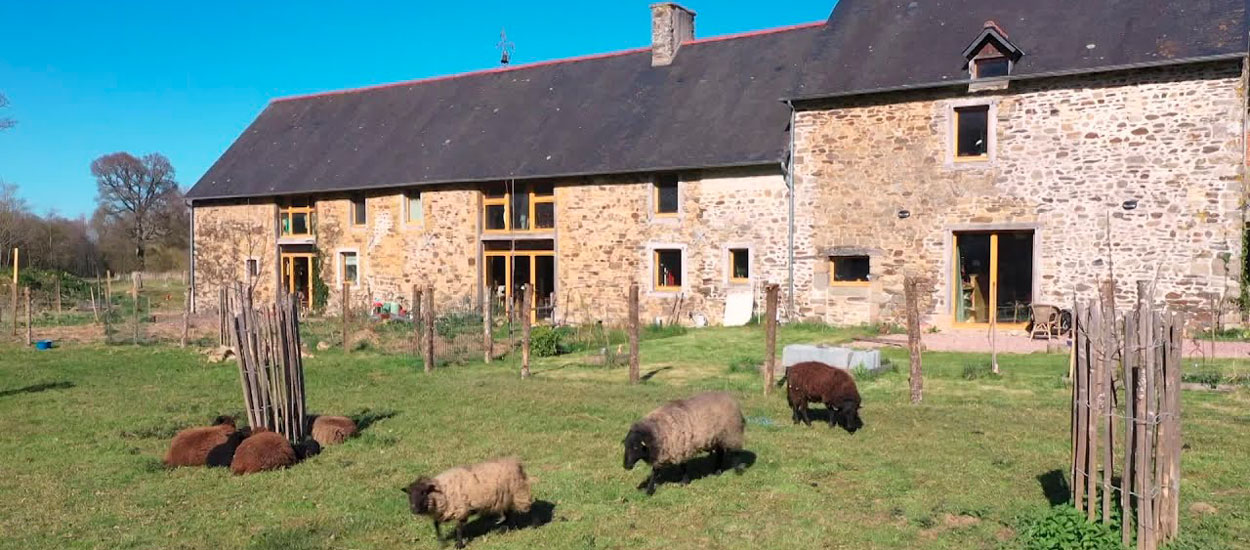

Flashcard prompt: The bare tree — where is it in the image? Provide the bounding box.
[0,93,14,131]
[91,152,179,271]
[0,181,29,267]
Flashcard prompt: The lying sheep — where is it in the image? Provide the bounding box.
[785,361,864,433]
[622,391,745,495]
[403,457,533,549]
[205,426,250,468]
[163,415,237,467]
[310,415,357,447]
[229,429,321,475]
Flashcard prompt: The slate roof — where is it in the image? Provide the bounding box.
[186,23,827,201]
[790,0,1248,101]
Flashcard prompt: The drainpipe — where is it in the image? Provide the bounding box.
[187,199,196,313]
[785,100,797,321]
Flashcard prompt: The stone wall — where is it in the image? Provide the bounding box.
[792,60,1248,326]
[556,166,790,325]
[191,201,279,309]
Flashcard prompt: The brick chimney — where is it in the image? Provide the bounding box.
[651,3,696,67]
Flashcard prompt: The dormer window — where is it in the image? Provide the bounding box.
[962,20,1022,80]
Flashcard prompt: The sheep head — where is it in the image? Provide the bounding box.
[622,424,657,470]
[402,478,440,516]
[834,399,864,434]
[213,415,237,428]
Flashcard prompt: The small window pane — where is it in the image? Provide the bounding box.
[351,197,367,225]
[656,175,679,214]
[956,106,989,157]
[656,249,683,289]
[341,252,359,284]
[832,256,870,283]
[485,204,507,230]
[406,192,422,223]
[730,249,749,280]
[246,259,260,277]
[291,212,309,235]
[974,57,1010,78]
[511,191,529,230]
[534,202,554,229]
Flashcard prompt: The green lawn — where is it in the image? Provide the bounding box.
[1,326,1247,550]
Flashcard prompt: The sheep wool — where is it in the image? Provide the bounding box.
[785,361,864,433]
[639,391,745,467]
[310,415,357,447]
[426,457,533,524]
[229,430,297,475]
[163,417,237,468]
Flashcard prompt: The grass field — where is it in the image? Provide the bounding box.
[1,326,1248,550]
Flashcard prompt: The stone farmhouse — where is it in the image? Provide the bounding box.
[186,0,1249,329]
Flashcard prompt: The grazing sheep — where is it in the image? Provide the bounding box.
[229,429,297,475]
[310,415,357,447]
[622,391,746,495]
[785,361,864,433]
[163,415,237,467]
[403,457,533,549]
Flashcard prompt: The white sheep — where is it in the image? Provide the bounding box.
[622,391,746,495]
[403,457,533,548]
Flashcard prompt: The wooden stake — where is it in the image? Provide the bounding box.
[628,282,640,384]
[483,288,493,363]
[423,285,435,373]
[1122,310,1135,548]
[89,285,100,324]
[520,284,532,379]
[1101,299,1114,525]
[764,283,779,395]
[412,284,421,357]
[1087,302,1102,521]
[24,287,32,346]
[905,276,923,404]
[1074,304,1089,514]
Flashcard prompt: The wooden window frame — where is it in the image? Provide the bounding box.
[653,248,684,293]
[482,182,555,234]
[653,174,680,217]
[483,248,556,324]
[829,255,871,287]
[349,196,367,227]
[279,198,315,237]
[953,104,991,163]
[728,248,750,284]
[972,56,1011,79]
[403,190,423,228]
[338,250,360,287]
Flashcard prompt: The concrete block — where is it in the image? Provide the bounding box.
[778,344,882,376]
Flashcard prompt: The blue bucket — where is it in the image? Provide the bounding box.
[34,340,53,351]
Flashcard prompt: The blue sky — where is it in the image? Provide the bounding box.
[0,1,835,218]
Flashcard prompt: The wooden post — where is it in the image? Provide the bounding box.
[1122,309,1135,548]
[412,284,422,358]
[520,284,532,379]
[89,285,100,324]
[1087,301,1102,521]
[181,286,191,348]
[1138,283,1155,550]
[764,284,779,395]
[1074,304,1089,514]
[990,310,1000,374]
[24,287,32,346]
[628,282,640,384]
[131,278,140,345]
[483,289,493,363]
[423,286,435,373]
[905,276,923,404]
[342,282,350,353]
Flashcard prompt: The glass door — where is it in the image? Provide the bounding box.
[953,230,1033,326]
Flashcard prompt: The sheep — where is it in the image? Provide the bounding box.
[163,415,237,467]
[229,429,299,475]
[205,426,250,468]
[785,361,864,433]
[310,415,357,447]
[403,457,533,549]
[622,391,745,496]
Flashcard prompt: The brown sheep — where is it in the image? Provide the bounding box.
[229,429,297,475]
[403,457,533,549]
[623,391,746,495]
[785,361,864,433]
[163,416,237,467]
[310,415,357,447]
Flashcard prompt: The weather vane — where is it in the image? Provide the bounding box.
[497,28,515,66]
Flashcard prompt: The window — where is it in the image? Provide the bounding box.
[955,105,990,159]
[350,196,367,226]
[729,248,750,282]
[654,249,683,291]
[245,259,260,278]
[973,57,1010,78]
[340,251,359,285]
[279,197,314,237]
[405,191,423,224]
[830,255,870,285]
[654,174,679,216]
[482,182,554,232]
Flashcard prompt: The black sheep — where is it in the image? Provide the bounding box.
[785,361,864,433]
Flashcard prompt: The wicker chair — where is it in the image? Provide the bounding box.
[1030,304,1061,340]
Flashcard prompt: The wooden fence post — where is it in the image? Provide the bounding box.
[1087,301,1102,522]
[24,287,32,346]
[1074,303,1089,514]
[904,276,923,404]
[1122,308,1135,548]
[628,282,640,384]
[763,284,779,395]
[342,282,350,353]
[1138,282,1155,550]
[412,284,422,358]
[181,286,191,348]
[423,285,435,373]
[483,290,493,363]
[520,284,532,379]
[9,279,15,337]
[131,278,140,345]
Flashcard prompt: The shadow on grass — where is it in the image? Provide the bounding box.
[640,366,672,381]
[1037,469,1071,506]
[0,380,75,398]
[638,450,758,493]
[350,409,399,432]
[459,499,557,544]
